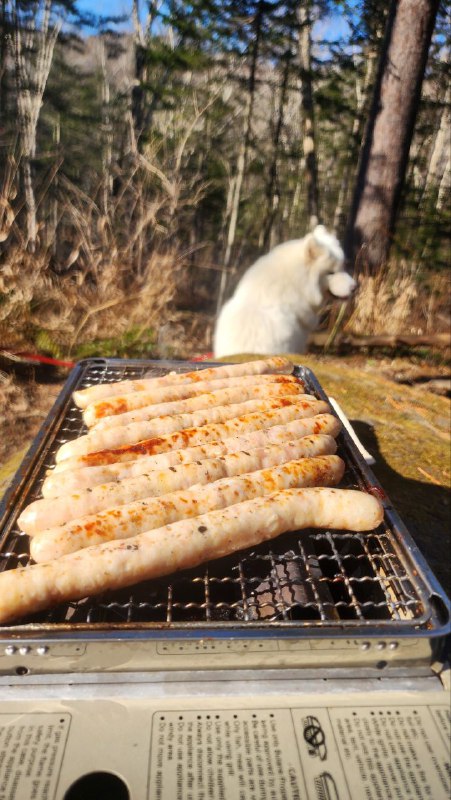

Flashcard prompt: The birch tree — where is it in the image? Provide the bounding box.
[297,0,320,229]
[10,0,62,251]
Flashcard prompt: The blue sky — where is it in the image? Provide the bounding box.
[78,0,131,15]
[76,0,352,39]
[77,0,133,28]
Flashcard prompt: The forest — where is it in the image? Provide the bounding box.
[0,0,449,361]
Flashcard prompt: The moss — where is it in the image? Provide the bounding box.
[294,356,449,485]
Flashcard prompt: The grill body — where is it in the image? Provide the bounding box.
[0,359,448,677]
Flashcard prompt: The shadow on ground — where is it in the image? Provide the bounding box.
[351,420,450,597]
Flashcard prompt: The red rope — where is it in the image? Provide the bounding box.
[3,351,75,368]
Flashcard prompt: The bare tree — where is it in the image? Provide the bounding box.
[297,0,320,229]
[10,0,61,251]
[216,0,264,313]
[0,0,9,118]
[333,48,378,232]
[99,36,113,217]
[261,49,292,249]
[131,0,161,138]
[345,0,439,272]
[424,83,450,200]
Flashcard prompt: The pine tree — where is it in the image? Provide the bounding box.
[345,0,440,271]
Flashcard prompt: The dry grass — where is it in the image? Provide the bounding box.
[345,260,449,337]
[0,246,184,356]
[0,154,196,358]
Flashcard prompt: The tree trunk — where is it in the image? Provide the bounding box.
[297,1,320,229]
[131,0,161,143]
[424,84,450,196]
[11,0,60,252]
[345,0,439,272]
[99,38,113,217]
[22,158,37,251]
[131,44,148,137]
[262,50,291,249]
[437,155,450,210]
[333,49,377,233]
[216,112,248,312]
[0,0,8,119]
[216,0,264,313]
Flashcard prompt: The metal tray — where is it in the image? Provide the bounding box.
[0,359,449,643]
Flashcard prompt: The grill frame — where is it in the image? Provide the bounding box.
[0,357,449,643]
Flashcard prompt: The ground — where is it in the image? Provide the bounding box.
[1,351,449,596]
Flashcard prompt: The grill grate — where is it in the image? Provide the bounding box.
[0,359,431,629]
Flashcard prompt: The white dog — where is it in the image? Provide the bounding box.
[213,225,356,357]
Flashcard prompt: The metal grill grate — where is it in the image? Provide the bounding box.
[0,359,432,629]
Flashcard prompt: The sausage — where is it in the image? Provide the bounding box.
[93,384,315,431]
[83,374,301,427]
[0,488,384,623]
[55,398,330,462]
[42,430,338,497]
[52,411,340,473]
[30,455,345,561]
[73,356,294,408]
[20,439,337,535]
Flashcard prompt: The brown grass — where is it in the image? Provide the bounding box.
[0,246,184,355]
[345,260,449,338]
[0,154,197,357]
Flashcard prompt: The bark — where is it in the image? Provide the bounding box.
[22,158,37,248]
[287,168,302,230]
[345,0,439,272]
[216,106,249,312]
[262,50,291,249]
[48,114,60,252]
[131,47,147,137]
[99,38,113,217]
[11,0,60,251]
[424,84,450,197]
[437,155,450,210]
[131,0,161,141]
[0,0,8,119]
[297,1,320,229]
[333,49,377,233]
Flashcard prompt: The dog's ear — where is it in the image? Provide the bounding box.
[304,232,324,264]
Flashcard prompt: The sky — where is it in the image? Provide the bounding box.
[78,0,131,16]
[77,0,134,29]
[76,0,352,40]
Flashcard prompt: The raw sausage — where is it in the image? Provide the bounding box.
[83,374,300,427]
[30,455,345,561]
[42,430,338,497]
[21,440,337,535]
[52,411,340,472]
[73,356,294,408]
[93,384,314,431]
[0,488,384,623]
[56,397,329,462]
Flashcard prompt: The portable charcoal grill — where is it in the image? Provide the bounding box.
[0,359,449,800]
